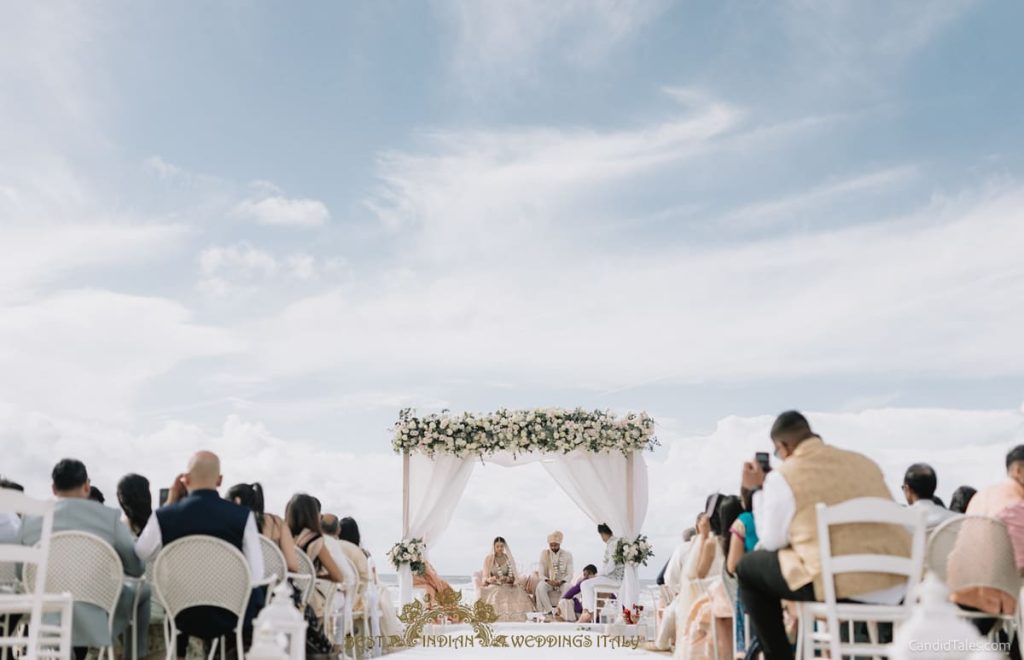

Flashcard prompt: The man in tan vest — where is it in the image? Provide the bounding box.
[736,411,911,660]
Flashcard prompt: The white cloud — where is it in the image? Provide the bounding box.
[437,0,668,88]
[775,1,976,95]
[367,88,741,253]
[0,222,189,303]
[231,195,329,228]
[719,165,918,229]
[196,243,325,297]
[143,155,183,179]
[0,290,235,423]
[246,120,1024,390]
[2,404,1020,578]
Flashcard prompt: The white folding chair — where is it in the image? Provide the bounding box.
[326,553,357,646]
[0,490,72,660]
[124,561,153,660]
[258,537,287,590]
[152,536,253,660]
[925,516,966,583]
[0,561,19,660]
[288,551,316,608]
[944,515,1020,641]
[24,532,124,660]
[797,497,927,659]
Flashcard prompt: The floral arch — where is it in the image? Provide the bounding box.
[391,408,659,612]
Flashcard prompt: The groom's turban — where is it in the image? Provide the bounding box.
[547,530,564,544]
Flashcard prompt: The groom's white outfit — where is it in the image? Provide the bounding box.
[580,535,624,614]
[535,531,574,613]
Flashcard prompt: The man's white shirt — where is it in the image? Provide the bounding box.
[752,470,904,605]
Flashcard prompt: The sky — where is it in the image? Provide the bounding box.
[2,0,1024,577]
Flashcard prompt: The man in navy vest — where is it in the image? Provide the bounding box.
[135,450,264,657]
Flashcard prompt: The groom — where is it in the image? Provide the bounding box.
[536,530,574,614]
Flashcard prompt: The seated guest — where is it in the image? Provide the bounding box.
[228,482,299,573]
[656,527,695,588]
[329,515,404,638]
[727,489,759,657]
[87,485,105,505]
[736,411,911,660]
[286,494,345,583]
[677,496,739,660]
[949,485,977,514]
[414,560,454,607]
[555,564,598,621]
[18,459,148,660]
[337,516,372,601]
[902,463,960,530]
[577,523,624,623]
[286,494,345,624]
[135,451,264,659]
[649,526,696,650]
[967,446,1024,517]
[318,514,359,630]
[320,514,358,586]
[0,478,24,543]
[116,473,152,538]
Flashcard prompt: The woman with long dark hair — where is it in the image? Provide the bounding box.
[286,493,345,584]
[116,473,151,537]
[227,482,299,572]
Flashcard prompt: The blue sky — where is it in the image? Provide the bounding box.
[3,0,1024,573]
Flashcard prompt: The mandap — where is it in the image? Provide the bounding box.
[390,407,658,614]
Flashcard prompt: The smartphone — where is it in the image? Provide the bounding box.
[755,451,772,473]
[159,488,170,506]
[704,492,721,519]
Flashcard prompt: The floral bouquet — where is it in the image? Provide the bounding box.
[388,537,427,576]
[614,534,654,566]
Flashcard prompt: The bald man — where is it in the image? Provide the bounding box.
[535,530,574,614]
[135,450,264,657]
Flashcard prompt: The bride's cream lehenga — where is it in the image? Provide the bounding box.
[478,553,535,622]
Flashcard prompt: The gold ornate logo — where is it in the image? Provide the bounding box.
[398,588,508,648]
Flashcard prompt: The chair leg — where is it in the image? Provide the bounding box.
[1,614,8,660]
[206,636,219,660]
[236,629,244,660]
[794,611,803,660]
[166,629,176,660]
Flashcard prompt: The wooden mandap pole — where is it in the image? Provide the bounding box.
[402,450,410,539]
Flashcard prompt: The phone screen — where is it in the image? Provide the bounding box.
[159,488,169,506]
[756,451,772,473]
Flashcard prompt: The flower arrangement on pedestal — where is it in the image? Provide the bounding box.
[392,408,658,458]
[388,538,427,576]
[614,534,654,567]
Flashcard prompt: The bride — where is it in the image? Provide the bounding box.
[479,536,535,622]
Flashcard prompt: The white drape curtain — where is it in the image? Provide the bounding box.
[541,451,648,609]
[399,452,474,604]
[398,449,649,608]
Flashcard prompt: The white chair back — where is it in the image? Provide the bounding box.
[0,490,57,660]
[259,536,287,587]
[815,497,927,658]
[925,515,966,583]
[24,531,124,639]
[152,536,253,624]
[945,515,1021,601]
[0,561,17,591]
[292,550,317,606]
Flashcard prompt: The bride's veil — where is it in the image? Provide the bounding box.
[486,537,519,578]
